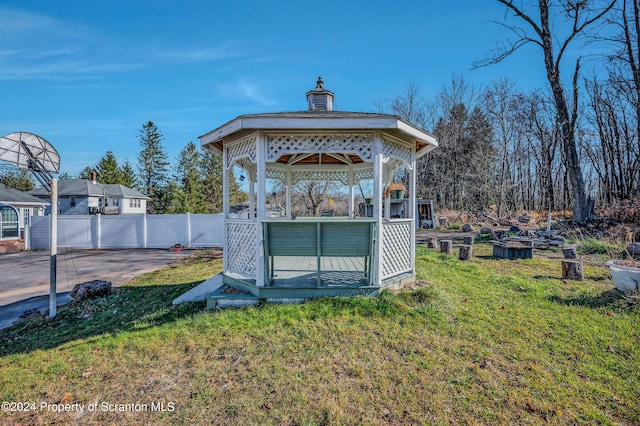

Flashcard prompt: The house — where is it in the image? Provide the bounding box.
[31,178,149,215]
[0,183,48,238]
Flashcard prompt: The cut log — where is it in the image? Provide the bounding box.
[463,236,475,246]
[562,246,578,259]
[562,260,584,281]
[459,244,473,260]
[440,240,453,255]
[427,237,438,249]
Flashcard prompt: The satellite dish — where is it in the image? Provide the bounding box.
[0,132,60,190]
[0,132,60,173]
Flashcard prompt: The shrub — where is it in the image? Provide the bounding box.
[577,237,621,256]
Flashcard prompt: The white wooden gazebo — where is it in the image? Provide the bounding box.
[200,78,437,301]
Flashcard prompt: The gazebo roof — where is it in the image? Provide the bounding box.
[200,110,437,164]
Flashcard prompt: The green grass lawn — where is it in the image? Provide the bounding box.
[1,246,638,425]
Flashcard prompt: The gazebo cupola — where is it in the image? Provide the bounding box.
[306,76,334,111]
[200,78,437,301]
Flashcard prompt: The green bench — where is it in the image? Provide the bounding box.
[262,221,375,286]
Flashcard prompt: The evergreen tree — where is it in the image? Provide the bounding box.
[0,168,35,191]
[174,141,207,213]
[200,150,247,213]
[95,150,122,184]
[137,121,169,213]
[78,166,94,180]
[158,181,185,214]
[201,150,224,213]
[58,172,74,180]
[119,160,138,189]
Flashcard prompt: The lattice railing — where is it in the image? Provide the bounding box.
[382,137,412,163]
[266,134,374,161]
[227,135,257,168]
[226,221,257,279]
[292,170,349,185]
[381,220,412,279]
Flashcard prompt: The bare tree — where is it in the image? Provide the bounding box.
[478,0,615,223]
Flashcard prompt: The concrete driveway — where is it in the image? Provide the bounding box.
[0,248,200,329]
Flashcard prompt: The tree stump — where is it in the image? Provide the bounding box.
[463,236,475,246]
[440,240,453,255]
[562,260,584,281]
[427,237,438,249]
[562,246,578,259]
[459,244,473,260]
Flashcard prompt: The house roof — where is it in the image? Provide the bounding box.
[0,184,48,206]
[30,179,149,199]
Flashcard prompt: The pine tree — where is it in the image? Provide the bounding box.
[0,168,35,191]
[174,141,207,213]
[200,151,247,213]
[119,160,138,189]
[95,150,122,184]
[201,150,224,213]
[137,121,169,213]
[58,172,74,180]
[78,166,94,180]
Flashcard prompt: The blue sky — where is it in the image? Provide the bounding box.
[0,1,604,176]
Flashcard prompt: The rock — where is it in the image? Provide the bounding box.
[462,224,473,232]
[628,243,640,256]
[518,214,531,224]
[480,226,492,235]
[509,225,520,233]
[71,280,112,301]
[20,308,40,319]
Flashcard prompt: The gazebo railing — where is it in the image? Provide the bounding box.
[381,219,413,279]
[226,220,258,279]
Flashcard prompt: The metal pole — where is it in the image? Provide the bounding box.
[50,178,57,318]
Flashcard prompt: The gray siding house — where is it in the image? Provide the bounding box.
[31,179,149,215]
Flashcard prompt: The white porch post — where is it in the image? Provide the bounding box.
[248,178,255,220]
[256,133,266,286]
[286,166,292,220]
[223,146,229,272]
[409,157,417,274]
[373,132,384,286]
[348,166,354,219]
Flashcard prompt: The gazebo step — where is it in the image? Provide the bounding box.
[206,285,259,309]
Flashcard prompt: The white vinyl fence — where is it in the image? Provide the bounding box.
[29,214,225,250]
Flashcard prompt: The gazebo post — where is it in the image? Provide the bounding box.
[256,135,267,286]
[222,147,230,272]
[348,166,354,219]
[408,158,417,274]
[286,167,292,219]
[373,150,384,286]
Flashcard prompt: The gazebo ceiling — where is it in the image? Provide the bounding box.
[277,152,364,165]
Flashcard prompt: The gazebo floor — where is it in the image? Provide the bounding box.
[268,256,367,288]
[208,256,415,305]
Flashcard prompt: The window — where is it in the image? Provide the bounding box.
[0,205,19,239]
[114,198,119,207]
[70,196,76,207]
